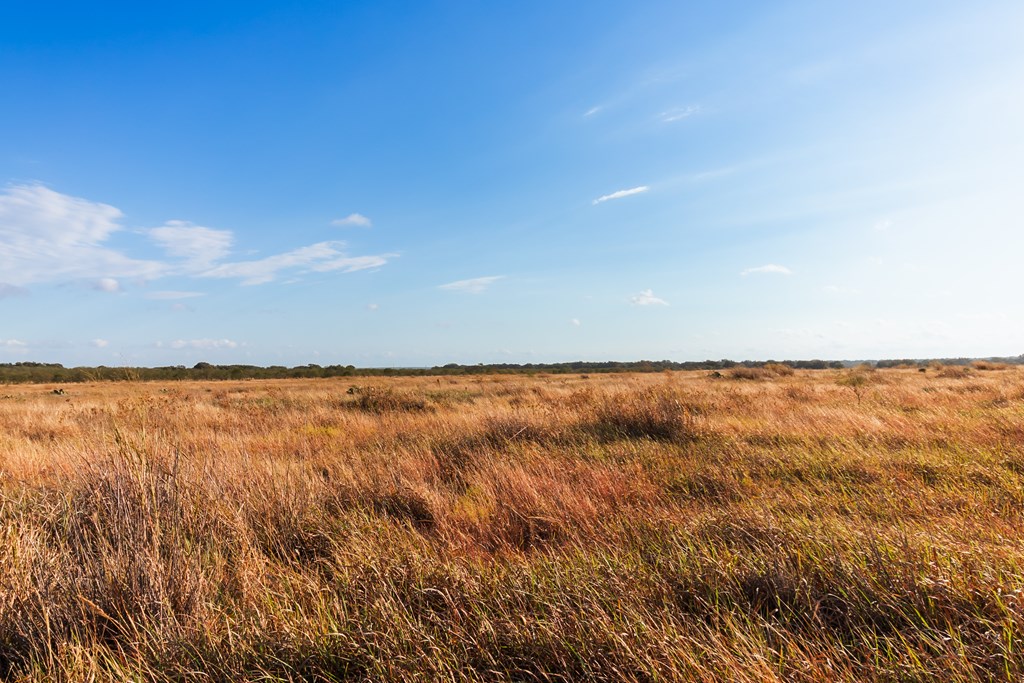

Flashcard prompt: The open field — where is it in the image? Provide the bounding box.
[1,368,1024,681]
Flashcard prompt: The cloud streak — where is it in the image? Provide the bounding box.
[593,186,649,205]
[202,242,392,285]
[144,290,206,300]
[161,338,239,350]
[659,105,700,122]
[741,264,793,276]
[438,276,504,294]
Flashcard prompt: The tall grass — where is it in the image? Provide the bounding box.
[0,369,1022,680]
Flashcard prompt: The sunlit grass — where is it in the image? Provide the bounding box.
[0,368,1022,680]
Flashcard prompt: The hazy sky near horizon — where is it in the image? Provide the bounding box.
[2,1,1022,366]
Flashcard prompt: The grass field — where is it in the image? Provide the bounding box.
[1,367,1023,681]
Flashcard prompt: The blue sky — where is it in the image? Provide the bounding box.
[2,1,1022,366]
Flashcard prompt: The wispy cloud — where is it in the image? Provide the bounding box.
[0,184,162,286]
[366,303,379,311]
[332,213,372,228]
[584,105,604,117]
[570,318,581,327]
[202,242,392,285]
[687,166,737,182]
[438,275,504,294]
[91,339,109,348]
[741,264,793,276]
[149,221,233,269]
[144,290,205,300]
[0,184,394,290]
[1,339,27,348]
[593,186,649,205]
[630,289,668,306]
[162,338,239,350]
[658,105,700,122]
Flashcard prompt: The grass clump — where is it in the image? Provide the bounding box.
[586,386,699,442]
[349,385,432,413]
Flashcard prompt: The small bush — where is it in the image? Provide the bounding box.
[971,360,1008,371]
[837,371,872,403]
[729,367,767,381]
[763,362,795,377]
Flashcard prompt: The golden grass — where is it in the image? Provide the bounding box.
[1,369,1023,680]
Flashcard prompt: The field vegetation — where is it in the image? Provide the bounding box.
[1,368,1023,681]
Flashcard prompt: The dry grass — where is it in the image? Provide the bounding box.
[1,369,1023,680]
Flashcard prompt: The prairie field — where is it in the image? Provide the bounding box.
[1,367,1023,681]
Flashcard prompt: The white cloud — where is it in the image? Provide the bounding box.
[0,184,393,290]
[149,221,233,268]
[584,105,603,117]
[332,213,372,228]
[741,264,793,276]
[92,277,120,293]
[144,290,205,300]
[593,186,649,205]
[91,339,109,348]
[438,275,504,293]
[168,338,238,350]
[873,218,894,231]
[1,339,27,348]
[203,242,392,285]
[0,184,162,285]
[309,254,391,273]
[630,289,668,306]
[659,105,700,122]
[570,318,581,327]
[823,285,859,294]
[366,303,380,311]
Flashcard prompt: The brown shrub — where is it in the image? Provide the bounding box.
[763,362,795,376]
[971,360,1009,371]
[729,367,767,381]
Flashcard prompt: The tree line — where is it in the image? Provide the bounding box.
[0,356,1013,384]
